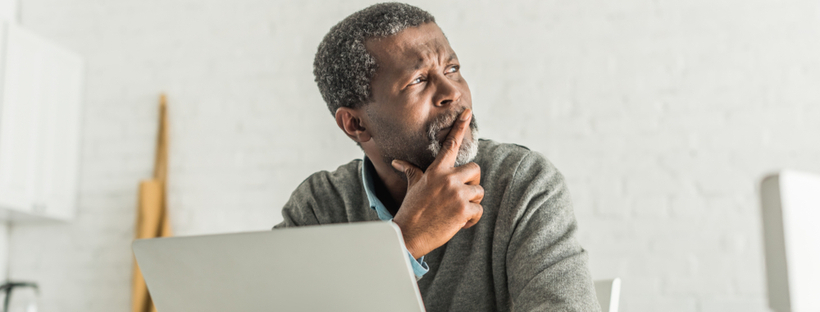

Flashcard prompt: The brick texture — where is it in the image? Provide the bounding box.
[6,0,820,311]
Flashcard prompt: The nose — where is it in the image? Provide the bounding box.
[433,75,462,107]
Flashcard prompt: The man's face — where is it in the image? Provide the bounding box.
[363,22,478,171]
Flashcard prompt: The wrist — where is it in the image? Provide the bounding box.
[406,238,424,259]
[394,220,424,259]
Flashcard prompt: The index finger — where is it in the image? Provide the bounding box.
[431,109,472,169]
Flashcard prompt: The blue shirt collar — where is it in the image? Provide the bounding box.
[361,156,394,221]
[362,156,430,278]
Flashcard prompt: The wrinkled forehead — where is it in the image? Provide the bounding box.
[365,23,456,77]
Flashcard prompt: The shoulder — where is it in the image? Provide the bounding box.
[475,139,560,181]
[279,159,366,227]
[477,141,575,241]
[475,139,569,217]
[300,159,362,189]
[475,139,531,160]
[290,159,363,202]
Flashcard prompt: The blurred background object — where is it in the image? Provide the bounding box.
[0,0,819,311]
[761,171,820,312]
[0,21,83,223]
[131,95,172,312]
[1,0,84,311]
[595,278,622,312]
[0,281,39,312]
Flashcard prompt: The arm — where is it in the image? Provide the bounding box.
[273,181,321,229]
[506,153,600,312]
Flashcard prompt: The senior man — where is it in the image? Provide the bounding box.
[274,3,600,311]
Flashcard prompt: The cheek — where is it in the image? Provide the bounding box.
[402,114,431,138]
[396,96,434,132]
[369,105,425,139]
[459,80,472,105]
[405,88,432,108]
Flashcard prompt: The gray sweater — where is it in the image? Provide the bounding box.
[274,139,601,312]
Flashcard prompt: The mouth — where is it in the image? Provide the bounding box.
[434,126,450,143]
[427,109,467,142]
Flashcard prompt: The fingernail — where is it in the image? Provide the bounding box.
[391,160,400,169]
[460,109,471,121]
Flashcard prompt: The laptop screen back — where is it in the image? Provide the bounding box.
[133,221,425,312]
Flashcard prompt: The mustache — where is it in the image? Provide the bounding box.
[426,108,476,141]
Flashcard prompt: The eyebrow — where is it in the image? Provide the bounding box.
[410,53,458,71]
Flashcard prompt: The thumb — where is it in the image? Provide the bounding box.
[391,160,422,187]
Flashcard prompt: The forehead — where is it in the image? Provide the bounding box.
[365,23,455,75]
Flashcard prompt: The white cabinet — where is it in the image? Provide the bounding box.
[0,0,18,23]
[0,22,83,222]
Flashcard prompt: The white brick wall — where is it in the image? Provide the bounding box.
[0,0,14,286]
[8,0,820,311]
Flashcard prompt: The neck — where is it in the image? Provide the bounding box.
[367,154,408,213]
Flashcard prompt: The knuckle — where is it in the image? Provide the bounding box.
[444,174,459,186]
[458,202,471,215]
[443,138,459,151]
[458,163,479,176]
[456,189,469,202]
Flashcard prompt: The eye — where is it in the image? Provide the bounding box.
[446,65,460,74]
[410,76,425,85]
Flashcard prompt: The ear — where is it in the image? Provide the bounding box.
[335,107,372,143]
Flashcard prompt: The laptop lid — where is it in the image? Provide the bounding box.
[133,221,426,312]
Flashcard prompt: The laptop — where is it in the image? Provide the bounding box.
[132,221,426,312]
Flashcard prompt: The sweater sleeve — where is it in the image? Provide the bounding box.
[273,176,322,229]
[505,152,601,312]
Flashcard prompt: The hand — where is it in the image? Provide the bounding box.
[391,109,484,259]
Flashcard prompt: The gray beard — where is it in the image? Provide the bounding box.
[425,110,480,167]
[371,108,480,172]
[427,125,479,167]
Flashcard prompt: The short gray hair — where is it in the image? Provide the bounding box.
[313,3,436,115]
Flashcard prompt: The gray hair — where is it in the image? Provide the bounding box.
[313,3,436,115]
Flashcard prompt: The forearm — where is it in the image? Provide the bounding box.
[510,246,599,311]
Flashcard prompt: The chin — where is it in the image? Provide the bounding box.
[427,131,480,167]
[453,136,480,167]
